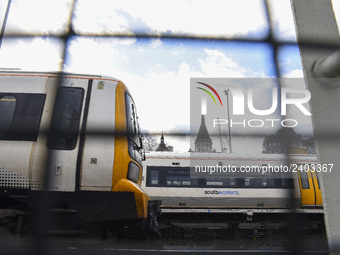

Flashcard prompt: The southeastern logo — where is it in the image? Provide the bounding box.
[204,190,240,195]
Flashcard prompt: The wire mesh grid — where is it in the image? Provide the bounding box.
[0,0,334,254]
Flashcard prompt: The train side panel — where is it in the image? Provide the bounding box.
[0,74,50,190]
[142,152,321,210]
[0,75,120,192]
[80,79,117,191]
[143,187,299,209]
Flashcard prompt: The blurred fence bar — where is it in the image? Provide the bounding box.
[292,0,340,253]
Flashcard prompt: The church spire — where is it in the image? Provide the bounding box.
[156,131,171,151]
[195,115,213,152]
[160,131,164,143]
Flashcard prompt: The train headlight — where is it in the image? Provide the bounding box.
[128,161,141,183]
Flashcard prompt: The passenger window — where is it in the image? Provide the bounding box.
[0,93,45,141]
[229,178,236,187]
[244,178,251,187]
[166,174,191,187]
[47,87,84,150]
[206,178,223,186]
[182,181,191,186]
[206,181,223,186]
[0,96,16,137]
[146,166,195,187]
[281,178,294,188]
[150,170,159,185]
[173,180,181,186]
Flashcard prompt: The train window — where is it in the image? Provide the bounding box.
[244,178,251,186]
[150,170,159,185]
[281,178,294,188]
[206,180,223,186]
[0,93,45,141]
[314,172,321,189]
[126,93,143,166]
[146,166,199,187]
[145,166,294,189]
[166,175,191,186]
[299,171,310,189]
[205,178,238,188]
[125,93,141,147]
[47,87,84,150]
[206,177,224,186]
[168,170,188,175]
[172,180,181,186]
[0,96,16,138]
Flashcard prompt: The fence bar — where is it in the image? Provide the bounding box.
[292,0,340,253]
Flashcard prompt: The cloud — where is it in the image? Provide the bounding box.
[61,38,272,139]
[4,0,71,34]
[64,37,136,74]
[199,49,246,77]
[0,38,63,71]
[123,63,193,134]
[150,38,163,48]
[73,0,267,38]
[268,0,297,41]
[283,69,303,78]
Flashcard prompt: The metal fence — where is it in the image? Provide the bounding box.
[0,0,338,254]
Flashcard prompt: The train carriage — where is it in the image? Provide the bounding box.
[0,71,159,236]
[142,152,323,212]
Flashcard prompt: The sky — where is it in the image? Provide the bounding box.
[0,0,340,153]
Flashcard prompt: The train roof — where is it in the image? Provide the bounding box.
[0,70,122,83]
[145,151,317,161]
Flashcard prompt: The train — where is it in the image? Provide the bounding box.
[0,71,159,237]
[142,151,323,212]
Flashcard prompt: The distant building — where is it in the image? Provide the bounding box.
[262,127,315,154]
[156,132,173,152]
[195,115,213,152]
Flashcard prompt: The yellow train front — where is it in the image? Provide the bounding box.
[0,71,159,236]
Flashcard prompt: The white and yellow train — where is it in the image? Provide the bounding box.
[0,71,159,236]
[142,152,323,212]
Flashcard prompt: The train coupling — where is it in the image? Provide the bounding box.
[146,200,162,236]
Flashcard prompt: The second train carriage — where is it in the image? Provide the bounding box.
[142,152,323,211]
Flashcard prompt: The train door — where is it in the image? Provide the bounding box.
[297,164,322,206]
[44,77,89,192]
